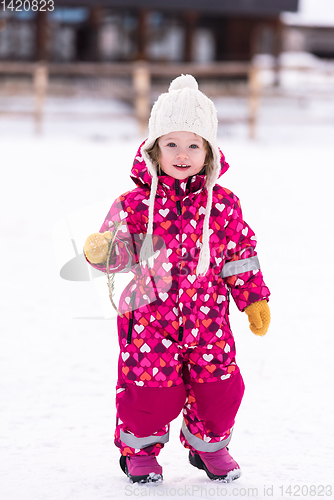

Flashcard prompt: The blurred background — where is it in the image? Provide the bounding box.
[1,2,334,498]
[0,0,334,141]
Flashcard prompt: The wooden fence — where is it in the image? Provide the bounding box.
[0,61,261,138]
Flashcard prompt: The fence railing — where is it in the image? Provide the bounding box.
[0,61,261,138]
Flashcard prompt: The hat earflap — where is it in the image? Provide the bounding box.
[139,173,158,269]
[196,185,213,276]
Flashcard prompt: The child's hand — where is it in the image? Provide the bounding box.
[84,231,112,264]
[244,300,270,336]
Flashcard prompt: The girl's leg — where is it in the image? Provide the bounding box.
[115,312,187,457]
[115,382,186,456]
[179,339,245,453]
[180,356,244,481]
[180,371,245,452]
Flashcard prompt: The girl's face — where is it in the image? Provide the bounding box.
[158,131,207,180]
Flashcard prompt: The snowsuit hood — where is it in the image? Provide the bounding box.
[129,142,231,277]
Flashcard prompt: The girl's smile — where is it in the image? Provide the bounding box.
[158,131,207,180]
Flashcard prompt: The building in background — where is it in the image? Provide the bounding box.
[282,0,334,59]
[0,0,299,63]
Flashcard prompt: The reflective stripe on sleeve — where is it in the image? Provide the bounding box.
[120,429,170,449]
[221,255,260,278]
[181,419,232,452]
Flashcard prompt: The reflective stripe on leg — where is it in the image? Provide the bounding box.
[120,429,170,449]
[181,420,232,452]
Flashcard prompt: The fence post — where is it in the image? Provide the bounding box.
[132,62,150,135]
[33,61,48,134]
[248,63,260,140]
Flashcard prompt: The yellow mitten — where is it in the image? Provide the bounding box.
[84,231,112,264]
[244,300,270,336]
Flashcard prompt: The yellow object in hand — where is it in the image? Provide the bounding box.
[84,231,112,264]
[244,300,271,336]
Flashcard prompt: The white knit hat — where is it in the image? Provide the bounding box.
[140,74,221,277]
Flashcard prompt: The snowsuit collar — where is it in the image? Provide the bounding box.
[157,174,205,197]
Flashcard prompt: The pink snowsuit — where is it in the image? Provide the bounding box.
[86,143,270,457]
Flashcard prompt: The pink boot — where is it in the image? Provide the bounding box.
[120,455,163,483]
[189,447,241,482]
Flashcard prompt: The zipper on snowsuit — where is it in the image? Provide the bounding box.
[126,291,136,344]
[175,179,182,216]
[226,289,231,315]
[175,179,184,342]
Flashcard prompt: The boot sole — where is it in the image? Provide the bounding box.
[189,451,241,482]
[119,456,163,484]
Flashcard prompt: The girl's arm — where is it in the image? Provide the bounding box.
[84,191,145,274]
[222,195,270,312]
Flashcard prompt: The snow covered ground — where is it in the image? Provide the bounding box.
[1,84,334,500]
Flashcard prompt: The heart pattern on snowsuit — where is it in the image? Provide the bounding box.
[87,143,270,456]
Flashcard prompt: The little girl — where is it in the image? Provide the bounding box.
[84,75,271,484]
